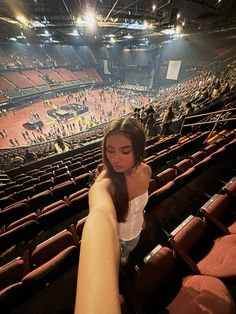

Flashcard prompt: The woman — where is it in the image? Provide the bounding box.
[100,117,152,264]
[75,117,151,313]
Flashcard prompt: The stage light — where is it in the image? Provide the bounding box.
[161,28,176,35]
[175,25,182,33]
[123,33,133,39]
[152,4,156,12]
[84,12,96,27]
[177,13,181,20]
[16,14,28,26]
[143,21,148,29]
[76,17,82,25]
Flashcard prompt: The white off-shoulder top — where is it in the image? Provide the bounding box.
[118,191,148,241]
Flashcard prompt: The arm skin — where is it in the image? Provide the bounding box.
[74,180,121,314]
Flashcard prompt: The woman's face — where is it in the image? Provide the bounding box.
[105,132,135,173]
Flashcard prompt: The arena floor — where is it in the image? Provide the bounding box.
[0,88,149,149]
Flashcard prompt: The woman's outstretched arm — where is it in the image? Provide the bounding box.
[74,181,121,314]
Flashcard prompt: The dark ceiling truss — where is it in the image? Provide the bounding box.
[0,0,235,45]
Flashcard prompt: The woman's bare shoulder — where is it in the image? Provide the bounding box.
[141,162,152,178]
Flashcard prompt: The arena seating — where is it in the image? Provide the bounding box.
[0,123,235,311]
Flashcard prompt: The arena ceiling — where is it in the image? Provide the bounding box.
[0,0,235,46]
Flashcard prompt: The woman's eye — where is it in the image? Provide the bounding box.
[122,151,131,155]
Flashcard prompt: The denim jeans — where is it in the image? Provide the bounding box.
[120,234,140,262]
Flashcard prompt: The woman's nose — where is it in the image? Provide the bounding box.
[111,153,120,162]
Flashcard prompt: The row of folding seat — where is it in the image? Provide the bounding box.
[146,133,236,212]
[1,160,101,201]
[119,178,236,312]
[0,187,90,253]
[135,163,235,264]
[37,146,101,170]
[146,130,235,174]
[1,133,179,198]
[145,131,209,172]
[0,171,92,210]
[144,133,181,157]
[0,228,80,309]
[4,146,101,184]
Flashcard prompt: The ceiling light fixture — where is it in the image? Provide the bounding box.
[16,14,28,26]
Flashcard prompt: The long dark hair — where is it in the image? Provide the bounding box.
[102,117,146,222]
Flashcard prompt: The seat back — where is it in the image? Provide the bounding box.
[53,173,71,185]
[155,168,177,186]
[1,202,31,226]
[70,166,86,179]
[202,194,229,220]
[173,158,193,174]
[23,178,40,188]
[74,172,91,189]
[31,230,76,267]
[13,187,35,202]
[5,184,24,195]
[129,246,180,313]
[28,190,53,210]
[0,258,25,291]
[170,216,205,258]
[222,177,236,199]
[190,151,206,163]
[76,216,87,239]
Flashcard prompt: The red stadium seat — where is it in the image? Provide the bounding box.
[124,245,234,314]
[169,215,236,280]
[22,230,79,288]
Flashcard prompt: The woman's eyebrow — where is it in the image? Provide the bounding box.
[120,146,132,149]
[106,144,132,149]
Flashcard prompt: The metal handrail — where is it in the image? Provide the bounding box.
[184,107,236,120]
[179,106,236,134]
[183,117,236,127]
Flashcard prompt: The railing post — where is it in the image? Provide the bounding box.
[204,113,223,144]
[179,116,186,135]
